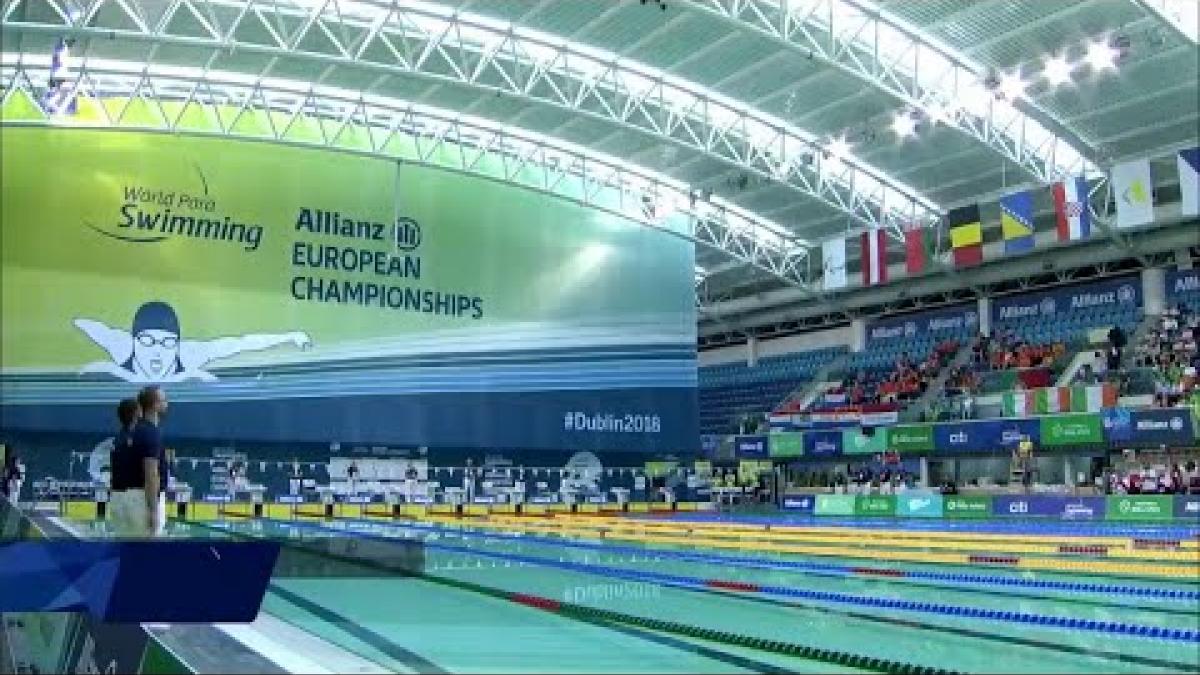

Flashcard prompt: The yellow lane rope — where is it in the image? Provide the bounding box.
[418,515,1198,579]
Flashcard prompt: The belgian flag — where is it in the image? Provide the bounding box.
[948,204,983,268]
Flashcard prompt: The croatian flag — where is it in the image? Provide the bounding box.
[1052,177,1090,242]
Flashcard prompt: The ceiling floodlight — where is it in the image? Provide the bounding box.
[891,110,917,139]
[998,72,1026,101]
[1043,55,1074,86]
[1085,39,1120,71]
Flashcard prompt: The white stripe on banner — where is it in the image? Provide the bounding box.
[1112,159,1154,228]
[867,229,885,285]
[823,237,847,290]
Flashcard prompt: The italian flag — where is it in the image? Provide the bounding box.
[1070,384,1118,412]
[1035,387,1072,414]
[1002,390,1036,417]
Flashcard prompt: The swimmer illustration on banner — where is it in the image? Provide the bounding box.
[74,300,312,383]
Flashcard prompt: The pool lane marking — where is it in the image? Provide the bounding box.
[405,511,1200,590]
[198,521,927,675]
[265,584,448,674]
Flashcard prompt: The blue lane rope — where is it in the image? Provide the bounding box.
[264,519,1200,644]
[339,517,1200,602]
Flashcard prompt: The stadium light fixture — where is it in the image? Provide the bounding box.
[1085,39,1120,71]
[1042,55,1074,86]
[998,72,1026,101]
[891,111,917,139]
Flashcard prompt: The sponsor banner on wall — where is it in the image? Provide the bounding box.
[1175,495,1200,519]
[700,435,723,457]
[896,493,944,517]
[854,495,897,516]
[804,430,844,457]
[733,435,768,459]
[992,275,1141,323]
[1041,413,1104,446]
[1107,496,1174,521]
[887,424,935,452]
[768,432,804,458]
[867,305,979,344]
[859,411,901,427]
[842,428,887,455]
[1167,268,1200,299]
[0,128,697,452]
[992,495,1106,519]
[781,494,816,512]
[1126,409,1196,446]
[943,495,992,518]
[814,494,857,515]
[934,420,1031,453]
[1102,407,1133,443]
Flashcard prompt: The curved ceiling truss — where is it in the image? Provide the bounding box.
[692,0,1097,181]
[0,54,823,293]
[1,0,944,239]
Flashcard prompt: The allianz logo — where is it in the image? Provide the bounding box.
[1185,502,1199,513]
[1135,417,1186,432]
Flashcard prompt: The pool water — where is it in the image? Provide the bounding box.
[74,514,1200,674]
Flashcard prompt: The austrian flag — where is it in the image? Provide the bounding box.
[861,228,888,286]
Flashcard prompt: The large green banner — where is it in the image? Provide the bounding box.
[0,128,697,450]
[1040,414,1104,446]
[1106,496,1174,521]
[887,425,934,452]
[942,495,992,518]
[854,495,896,516]
[843,429,887,455]
[814,494,857,516]
[769,432,804,458]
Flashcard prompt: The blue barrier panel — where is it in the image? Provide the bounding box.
[992,495,1106,519]
[1127,409,1196,446]
[781,494,816,512]
[733,434,768,458]
[0,540,279,622]
[1103,407,1134,443]
[1176,495,1200,520]
[933,420,1004,453]
[803,430,843,457]
[1167,268,1200,300]
[895,492,943,517]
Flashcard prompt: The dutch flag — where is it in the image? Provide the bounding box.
[1052,177,1091,242]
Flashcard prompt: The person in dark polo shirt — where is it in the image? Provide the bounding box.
[109,398,144,535]
[132,385,170,536]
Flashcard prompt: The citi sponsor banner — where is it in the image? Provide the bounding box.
[896,493,943,517]
[781,494,816,512]
[867,305,978,344]
[1175,495,1200,520]
[0,128,697,452]
[992,275,1141,323]
[804,430,844,458]
[768,432,804,458]
[933,420,1020,453]
[1106,496,1174,521]
[854,495,896,516]
[1124,409,1196,446]
[887,425,935,452]
[1041,413,1104,446]
[814,494,857,516]
[842,428,887,455]
[992,495,1105,519]
[734,435,769,459]
[1167,268,1200,300]
[942,495,992,518]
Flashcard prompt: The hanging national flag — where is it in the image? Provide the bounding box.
[1052,177,1091,241]
[1034,387,1071,415]
[42,38,77,115]
[947,204,983,268]
[1178,146,1200,217]
[1111,159,1154,228]
[1070,384,1118,413]
[860,227,888,286]
[1000,189,1035,255]
[822,237,847,290]
[904,224,927,276]
[1002,390,1036,417]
